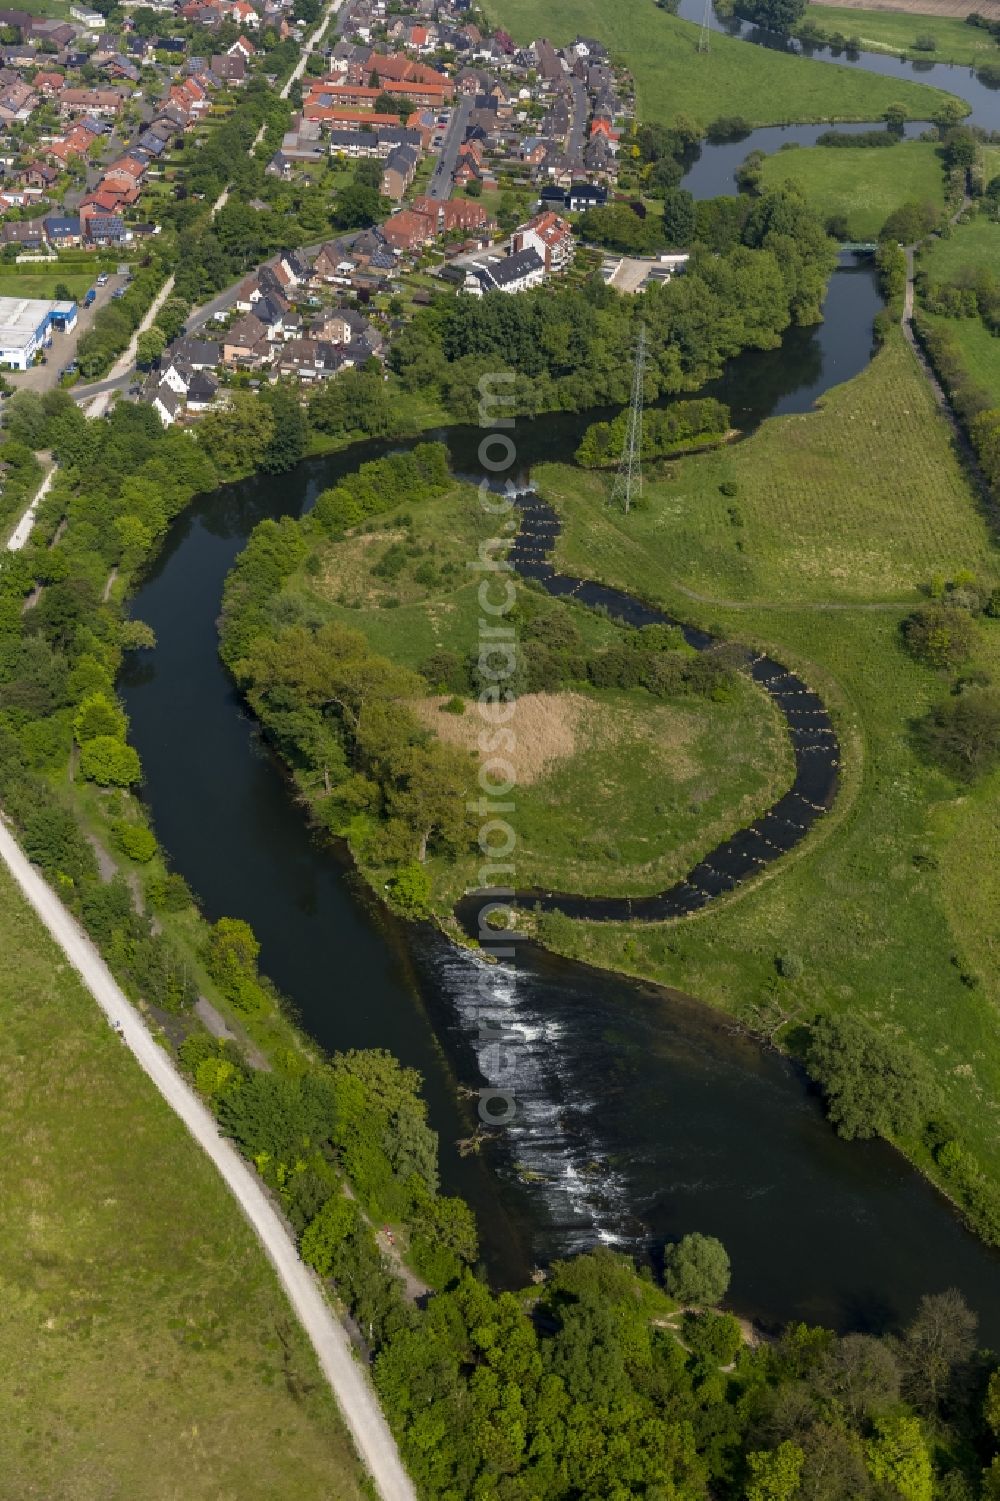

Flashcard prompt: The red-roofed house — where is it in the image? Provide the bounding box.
[380,208,436,252]
[511,211,574,271]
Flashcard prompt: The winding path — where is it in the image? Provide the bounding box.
[0,825,415,1497]
[461,492,840,924]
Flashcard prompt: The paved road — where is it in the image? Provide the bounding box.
[0,813,417,1501]
[426,92,472,201]
[568,76,588,168]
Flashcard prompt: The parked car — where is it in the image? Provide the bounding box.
[111,288,125,300]
[96,272,109,286]
[84,288,97,306]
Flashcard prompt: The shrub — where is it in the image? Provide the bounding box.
[915,687,1000,782]
[112,820,158,863]
[80,736,142,787]
[902,603,978,670]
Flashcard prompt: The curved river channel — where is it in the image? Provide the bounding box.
[674,0,1000,198]
[120,261,1000,1341]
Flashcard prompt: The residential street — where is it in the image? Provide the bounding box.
[426,92,472,201]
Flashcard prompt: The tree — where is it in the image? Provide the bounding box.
[916,687,1000,782]
[815,1334,900,1423]
[197,391,276,479]
[746,1441,806,1501]
[736,0,808,32]
[884,102,908,132]
[73,691,126,745]
[902,603,978,670]
[207,916,260,995]
[898,1290,978,1413]
[330,182,384,230]
[807,1013,933,1141]
[660,187,697,247]
[79,736,142,787]
[864,1416,933,1501]
[261,383,308,472]
[662,1232,731,1305]
[301,1193,357,1276]
[135,328,166,369]
[387,860,432,916]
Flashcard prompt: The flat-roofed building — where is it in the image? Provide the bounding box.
[0,295,76,369]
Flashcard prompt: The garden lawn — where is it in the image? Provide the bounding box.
[804,2,1000,65]
[536,333,994,607]
[757,139,946,239]
[0,865,365,1501]
[483,0,964,126]
[519,339,1000,1183]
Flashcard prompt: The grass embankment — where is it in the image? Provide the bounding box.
[805,1,1000,65]
[757,139,947,239]
[919,213,1000,399]
[484,0,964,125]
[521,330,1000,1192]
[0,868,365,1501]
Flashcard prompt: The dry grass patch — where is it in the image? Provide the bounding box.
[411,691,591,784]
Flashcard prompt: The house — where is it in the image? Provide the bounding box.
[211,52,246,83]
[223,311,268,363]
[566,181,608,212]
[380,143,418,201]
[22,161,58,189]
[171,336,221,369]
[229,0,259,28]
[411,195,492,236]
[151,383,182,426]
[467,245,546,295]
[83,213,130,246]
[43,213,80,247]
[511,211,574,271]
[0,218,46,249]
[312,307,369,345]
[380,208,435,252]
[69,3,105,27]
[185,369,218,410]
[60,87,123,117]
[34,70,64,95]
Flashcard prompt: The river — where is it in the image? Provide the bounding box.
[675,0,1000,198]
[119,261,1000,1342]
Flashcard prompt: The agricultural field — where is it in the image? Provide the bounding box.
[757,138,947,239]
[519,329,1000,1186]
[0,866,365,1501]
[919,213,1000,400]
[483,0,964,126]
[803,1,1000,64]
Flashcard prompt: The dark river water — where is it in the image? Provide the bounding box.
[120,261,1000,1343]
[675,0,1000,198]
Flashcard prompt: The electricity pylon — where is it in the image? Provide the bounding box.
[610,325,646,516]
[697,0,712,52]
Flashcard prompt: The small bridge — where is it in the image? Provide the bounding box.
[838,241,878,254]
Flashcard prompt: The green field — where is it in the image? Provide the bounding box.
[519,330,1000,1189]
[540,334,992,607]
[0,273,95,301]
[805,1,1000,65]
[484,0,965,126]
[920,214,1000,401]
[758,139,946,239]
[0,866,365,1500]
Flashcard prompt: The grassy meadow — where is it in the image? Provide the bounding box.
[516,329,1000,1187]
[483,0,964,126]
[0,865,365,1500]
[919,214,1000,401]
[757,139,947,239]
[805,1,1000,65]
[0,273,95,302]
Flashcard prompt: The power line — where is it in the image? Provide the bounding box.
[610,325,646,516]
